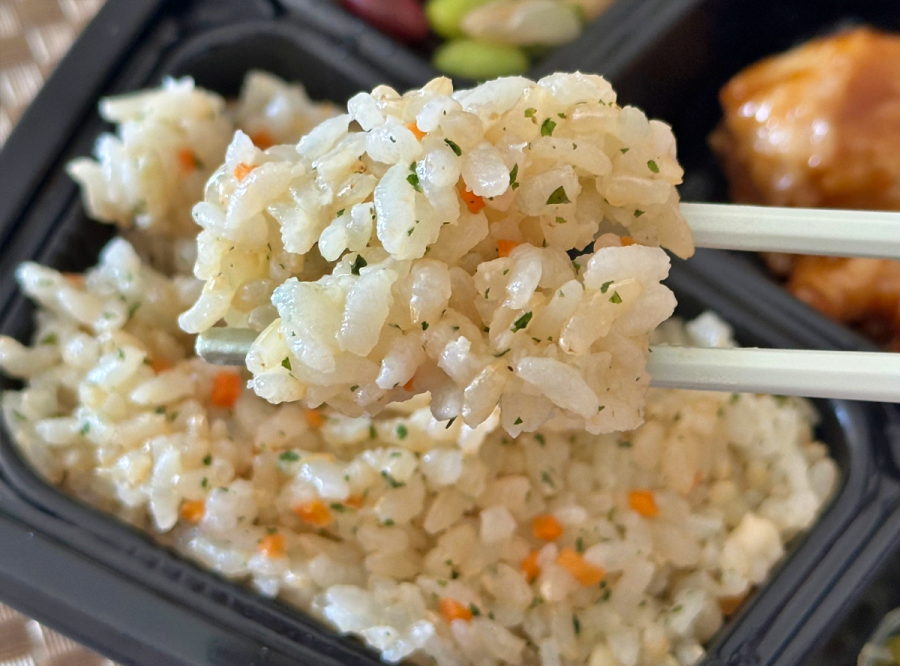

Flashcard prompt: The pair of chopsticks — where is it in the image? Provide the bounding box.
[196,204,900,403]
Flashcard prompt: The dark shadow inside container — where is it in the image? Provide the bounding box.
[805,543,900,666]
[0,11,891,666]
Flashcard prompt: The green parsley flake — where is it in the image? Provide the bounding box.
[444,138,462,156]
[600,280,614,294]
[555,216,566,224]
[279,450,299,462]
[524,107,537,118]
[381,470,405,488]
[609,291,623,304]
[511,311,533,332]
[396,424,408,440]
[634,209,645,218]
[337,208,345,217]
[350,385,359,392]
[514,417,523,425]
[406,172,422,192]
[540,118,556,137]
[39,332,58,345]
[509,163,519,190]
[203,454,212,466]
[350,254,367,275]
[647,159,659,173]
[421,321,429,331]
[546,186,570,205]
[281,357,292,370]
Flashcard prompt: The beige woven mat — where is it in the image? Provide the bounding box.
[0,0,105,146]
[1,2,122,664]
[0,605,117,666]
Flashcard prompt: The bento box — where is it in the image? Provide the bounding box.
[0,1,898,665]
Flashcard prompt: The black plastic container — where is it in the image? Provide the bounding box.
[0,1,898,666]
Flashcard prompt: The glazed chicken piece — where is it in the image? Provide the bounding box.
[711,28,900,349]
[711,28,900,209]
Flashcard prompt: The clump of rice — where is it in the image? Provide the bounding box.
[66,77,233,238]
[179,74,695,434]
[0,74,837,666]
[67,71,336,241]
[0,251,838,665]
[235,70,338,148]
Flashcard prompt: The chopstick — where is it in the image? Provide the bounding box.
[684,203,900,259]
[194,203,900,403]
[196,329,900,403]
[646,346,900,402]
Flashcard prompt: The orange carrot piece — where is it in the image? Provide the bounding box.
[628,489,659,517]
[620,235,636,246]
[497,239,518,258]
[304,408,326,428]
[521,550,541,582]
[293,499,332,527]
[406,122,426,140]
[177,148,200,171]
[718,593,748,616]
[180,500,205,523]
[556,547,606,586]
[532,514,564,541]
[404,376,416,391]
[150,358,172,374]
[210,371,242,408]
[63,273,85,287]
[460,187,485,214]
[692,471,705,489]
[258,533,287,558]
[344,495,366,509]
[233,162,256,182]
[250,130,275,150]
[439,598,473,623]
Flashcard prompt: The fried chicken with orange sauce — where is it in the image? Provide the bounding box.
[710,28,900,350]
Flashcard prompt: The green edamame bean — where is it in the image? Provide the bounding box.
[425,0,495,39]
[433,39,529,80]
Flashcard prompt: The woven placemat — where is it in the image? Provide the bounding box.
[0,0,104,146]
[0,605,117,666]
[1,2,122,664]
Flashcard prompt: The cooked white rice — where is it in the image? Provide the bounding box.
[0,74,838,666]
[178,74,695,434]
[67,72,336,240]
